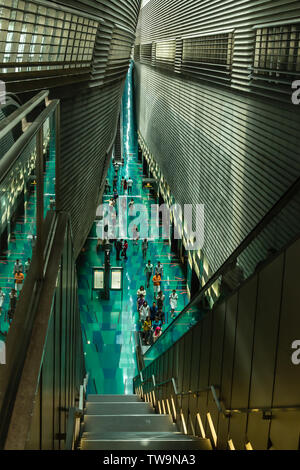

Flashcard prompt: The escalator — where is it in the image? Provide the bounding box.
[142,174,300,365]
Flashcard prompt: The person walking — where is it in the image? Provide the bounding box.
[128,198,135,216]
[8,288,17,323]
[115,239,123,261]
[127,177,133,195]
[152,272,161,299]
[113,188,119,201]
[139,300,150,325]
[123,179,128,194]
[113,175,118,192]
[132,225,139,245]
[144,260,153,288]
[121,176,125,192]
[142,239,148,259]
[121,240,128,260]
[169,289,179,318]
[24,258,31,274]
[155,261,164,278]
[13,259,23,275]
[104,178,111,194]
[15,270,24,295]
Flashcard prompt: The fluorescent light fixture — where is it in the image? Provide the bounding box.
[207,412,217,447]
[228,439,235,450]
[181,411,188,435]
[196,413,206,438]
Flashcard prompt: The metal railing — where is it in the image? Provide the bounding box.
[65,373,89,451]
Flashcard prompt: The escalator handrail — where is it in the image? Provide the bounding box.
[144,174,300,358]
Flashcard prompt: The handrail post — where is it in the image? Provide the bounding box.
[172,377,178,395]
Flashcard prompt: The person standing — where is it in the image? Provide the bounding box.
[123,179,128,194]
[24,258,31,274]
[121,176,125,193]
[150,301,158,322]
[137,286,147,298]
[127,177,133,195]
[9,288,17,322]
[169,289,179,318]
[157,291,165,311]
[153,326,162,343]
[152,272,161,299]
[0,288,5,317]
[142,316,152,345]
[121,240,128,260]
[139,301,150,326]
[15,270,24,295]
[142,239,148,259]
[144,260,153,288]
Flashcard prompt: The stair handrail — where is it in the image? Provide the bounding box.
[144,174,300,359]
[134,373,300,420]
[134,374,229,418]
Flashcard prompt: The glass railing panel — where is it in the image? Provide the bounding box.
[145,179,300,362]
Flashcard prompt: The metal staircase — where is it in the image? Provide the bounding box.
[79,395,212,450]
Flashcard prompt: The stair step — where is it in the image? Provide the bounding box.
[87,395,141,403]
[86,402,155,415]
[83,414,175,433]
[82,431,205,441]
[80,435,212,451]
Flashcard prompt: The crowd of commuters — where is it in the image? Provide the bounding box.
[136,265,179,345]
[100,157,182,346]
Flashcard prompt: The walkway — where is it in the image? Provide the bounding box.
[77,63,188,395]
[0,134,55,339]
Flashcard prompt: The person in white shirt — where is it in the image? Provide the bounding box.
[137,286,147,298]
[144,261,154,288]
[139,301,150,325]
[0,340,5,365]
[24,258,31,274]
[0,288,5,316]
[170,290,179,318]
[13,259,23,275]
[155,261,164,278]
